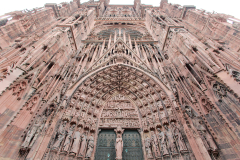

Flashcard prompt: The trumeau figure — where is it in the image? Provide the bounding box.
[62,123,76,152]
[70,126,82,155]
[115,134,123,160]
[52,120,67,150]
[85,134,94,158]
[79,133,87,156]
[150,131,161,158]
[145,136,153,158]
[157,128,169,156]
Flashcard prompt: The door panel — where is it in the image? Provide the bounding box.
[122,130,143,160]
[95,130,116,160]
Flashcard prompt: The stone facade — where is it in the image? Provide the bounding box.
[0,0,240,159]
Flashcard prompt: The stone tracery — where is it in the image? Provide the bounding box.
[0,0,239,159]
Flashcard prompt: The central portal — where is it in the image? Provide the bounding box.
[95,130,143,160]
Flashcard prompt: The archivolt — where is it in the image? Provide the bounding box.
[65,64,177,130]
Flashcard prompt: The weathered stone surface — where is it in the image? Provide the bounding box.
[0,0,240,159]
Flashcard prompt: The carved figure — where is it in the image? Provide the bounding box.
[185,106,193,118]
[145,136,153,158]
[150,131,161,158]
[21,117,43,149]
[205,131,217,151]
[116,42,125,54]
[70,126,82,155]
[115,134,123,159]
[167,107,173,116]
[116,108,122,117]
[157,128,169,156]
[44,105,54,117]
[79,133,87,156]
[193,118,217,151]
[65,106,73,117]
[171,123,187,152]
[160,110,166,119]
[62,124,76,152]
[85,135,94,158]
[52,120,67,150]
[164,125,177,154]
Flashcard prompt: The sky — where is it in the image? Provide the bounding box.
[0,0,239,19]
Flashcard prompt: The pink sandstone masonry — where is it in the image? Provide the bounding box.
[0,0,240,159]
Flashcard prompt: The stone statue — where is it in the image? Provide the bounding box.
[21,117,43,149]
[79,133,87,156]
[150,131,161,158]
[62,123,76,152]
[44,105,54,117]
[157,128,169,156]
[116,42,124,54]
[70,126,82,155]
[167,107,173,116]
[116,108,122,117]
[115,134,123,160]
[145,136,153,158]
[205,131,218,151]
[160,110,166,119]
[164,125,177,154]
[193,118,217,151]
[52,120,67,150]
[185,106,193,118]
[171,123,187,152]
[85,134,94,158]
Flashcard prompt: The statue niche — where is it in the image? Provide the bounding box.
[171,122,188,152]
[21,116,45,150]
[192,117,218,152]
[185,106,218,153]
[150,131,161,158]
[157,128,169,156]
[51,120,68,151]
[78,132,87,157]
[70,126,82,155]
[62,123,76,152]
[145,136,154,159]
[85,134,95,158]
[164,125,178,155]
[20,104,54,151]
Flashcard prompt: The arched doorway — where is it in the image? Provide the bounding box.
[45,64,183,160]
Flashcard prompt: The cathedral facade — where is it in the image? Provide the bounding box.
[0,0,240,159]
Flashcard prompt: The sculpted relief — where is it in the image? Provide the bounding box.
[115,134,123,160]
[100,94,141,128]
[2,0,240,160]
[52,120,68,151]
[143,121,190,159]
[185,106,218,153]
[21,116,45,149]
[70,126,82,155]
